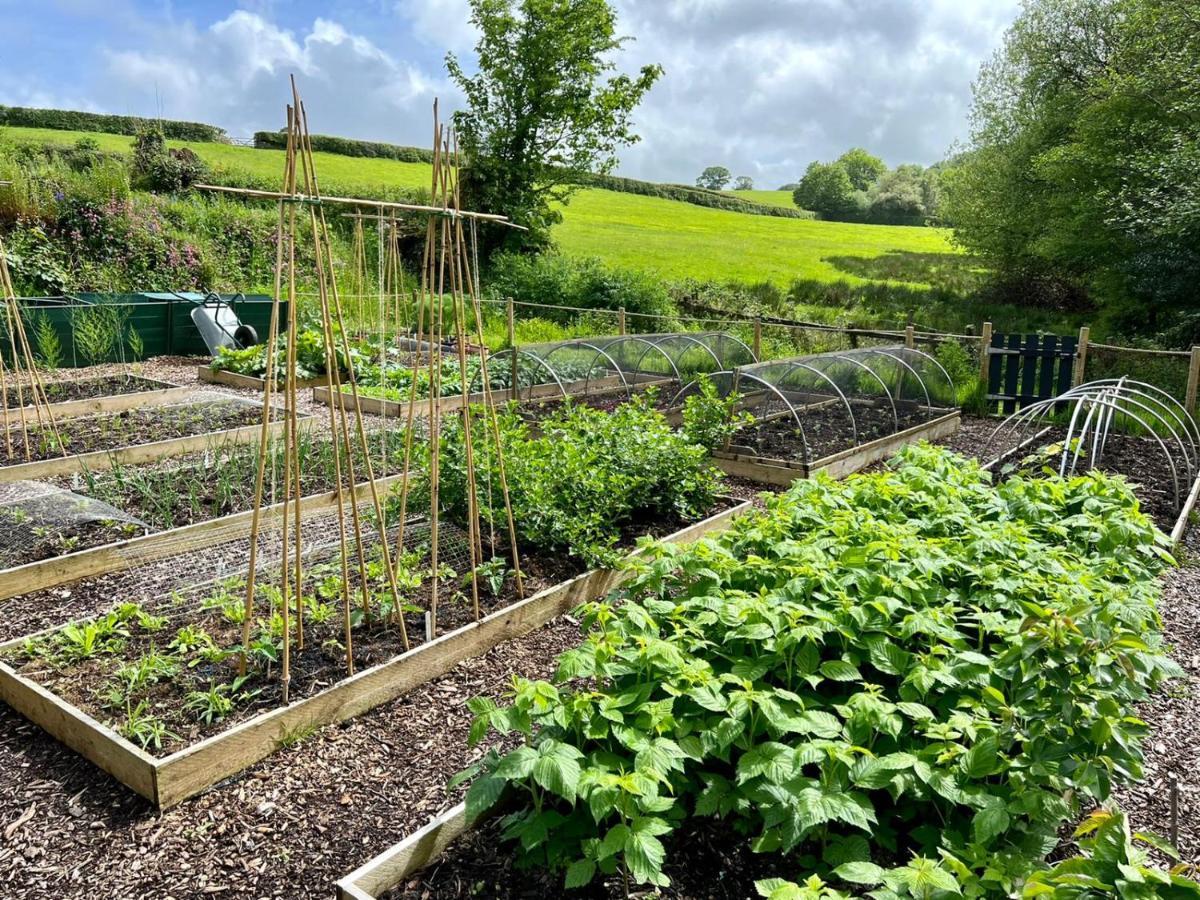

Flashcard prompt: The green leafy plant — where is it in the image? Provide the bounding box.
[29,310,63,370]
[455,443,1179,892]
[467,557,512,597]
[681,374,755,450]
[442,394,721,566]
[1023,807,1200,899]
[183,676,258,725]
[119,699,179,751]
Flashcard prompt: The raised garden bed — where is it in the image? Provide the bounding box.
[712,408,961,485]
[0,374,193,425]
[198,365,331,391]
[0,472,408,602]
[0,497,748,808]
[0,397,308,482]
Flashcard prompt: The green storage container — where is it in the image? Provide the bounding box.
[5,292,281,367]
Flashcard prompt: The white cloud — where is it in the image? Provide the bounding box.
[6,1,1021,188]
[98,10,455,143]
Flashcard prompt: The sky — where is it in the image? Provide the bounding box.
[0,0,1021,188]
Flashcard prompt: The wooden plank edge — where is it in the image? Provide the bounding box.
[337,801,470,900]
[1170,470,1200,545]
[0,658,157,802]
[0,471,408,603]
[0,412,314,483]
[0,382,192,426]
[198,366,329,391]
[150,497,749,808]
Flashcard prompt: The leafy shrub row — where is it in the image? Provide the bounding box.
[486,252,676,324]
[572,171,815,219]
[458,444,1181,893]
[0,105,226,142]
[252,130,434,163]
[440,394,721,567]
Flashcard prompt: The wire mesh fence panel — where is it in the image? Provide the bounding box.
[1085,345,1192,411]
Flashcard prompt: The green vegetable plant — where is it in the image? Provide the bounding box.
[1022,807,1200,899]
[455,443,1180,893]
[441,394,721,567]
[681,374,755,450]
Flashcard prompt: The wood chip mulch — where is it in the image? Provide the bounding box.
[0,613,581,900]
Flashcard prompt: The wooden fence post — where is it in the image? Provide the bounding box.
[617,306,626,335]
[979,322,993,388]
[506,298,517,401]
[904,325,915,349]
[753,317,762,359]
[1073,326,1090,387]
[1187,345,1200,414]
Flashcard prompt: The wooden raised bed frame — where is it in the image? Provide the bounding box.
[0,472,408,603]
[314,373,675,418]
[1,376,194,427]
[338,800,474,900]
[198,365,330,391]
[0,399,313,483]
[0,498,750,809]
[711,410,962,486]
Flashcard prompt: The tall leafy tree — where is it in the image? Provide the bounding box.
[696,166,732,190]
[944,0,1200,332]
[793,161,856,218]
[836,147,887,191]
[447,0,662,252]
[732,175,754,191]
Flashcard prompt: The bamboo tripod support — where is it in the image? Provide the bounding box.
[0,233,67,463]
[229,81,525,707]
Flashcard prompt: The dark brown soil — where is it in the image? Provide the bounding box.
[2,375,168,407]
[729,404,932,463]
[3,500,732,757]
[0,517,146,570]
[2,400,263,464]
[518,386,676,424]
[389,814,788,900]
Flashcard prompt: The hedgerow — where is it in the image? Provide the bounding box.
[455,443,1183,894]
[0,105,225,142]
[252,130,435,163]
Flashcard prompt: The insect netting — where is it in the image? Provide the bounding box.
[481,331,758,402]
[673,345,957,466]
[0,480,148,570]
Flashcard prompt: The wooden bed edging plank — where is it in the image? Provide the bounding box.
[0,412,315,483]
[314,374,675,418]
[0,499,749,809]
[0,472,408,603]
[197,366,330,391]
[336,801,471,900]
[712,411,961,487]
[0,658,157,801]
[1170,470,1200,545]
[0,380,194,427]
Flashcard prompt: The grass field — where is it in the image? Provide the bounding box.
[726,189,798,209]
[2,126,433,193]
[554,188,957,286]
[3,125,962,297]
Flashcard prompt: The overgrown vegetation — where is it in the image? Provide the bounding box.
[441,393,721,566]
[943,0,1200,339]
[456,444,1182,892]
